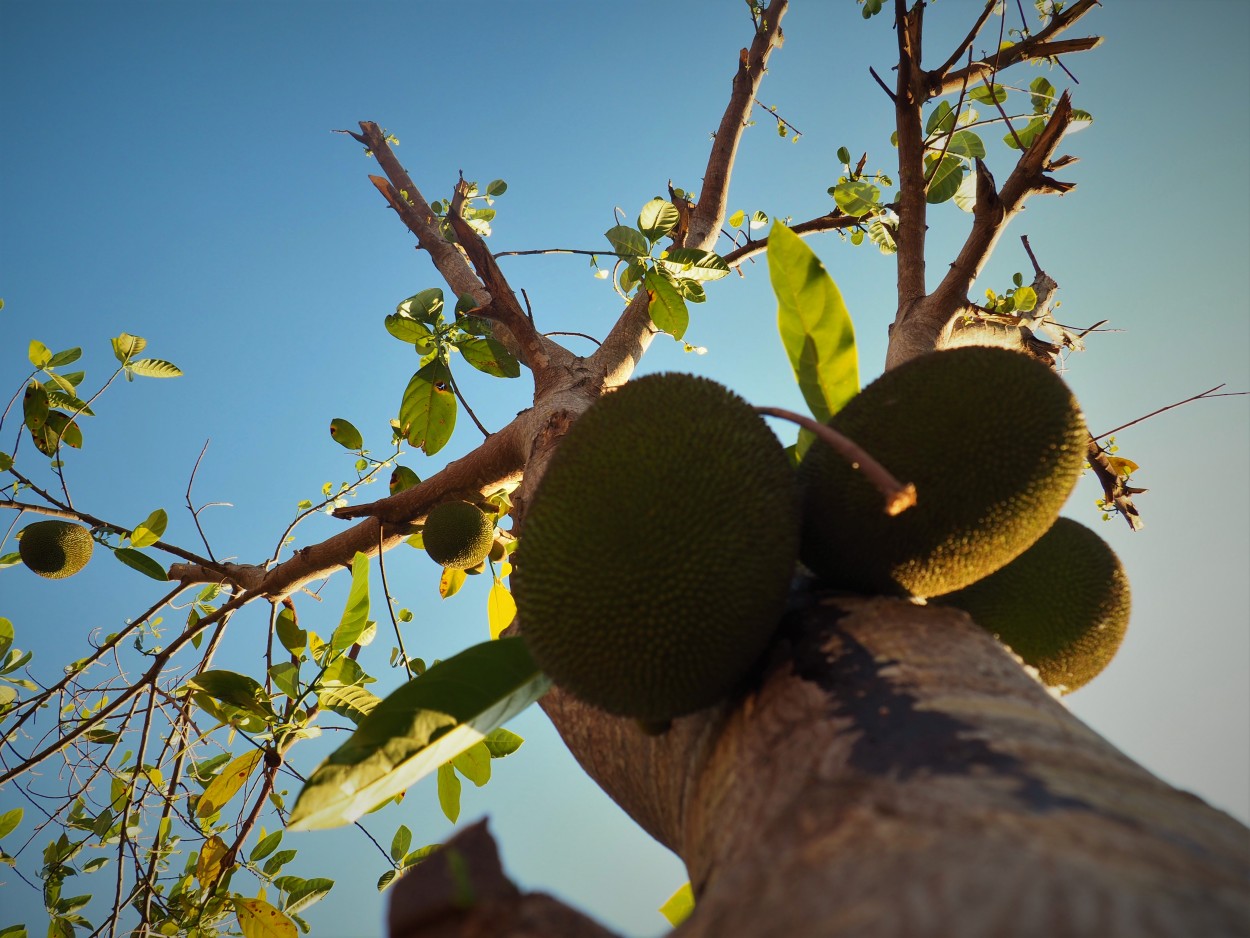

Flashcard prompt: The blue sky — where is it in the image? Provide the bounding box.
[2,2,1248,936]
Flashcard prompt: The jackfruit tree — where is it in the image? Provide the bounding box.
[1,3,1248,938]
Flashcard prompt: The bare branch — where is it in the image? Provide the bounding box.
[893,0,929,314]
[353,123,487,305]
[721,212,862,268]
[686,0,790,250]
[1093,385,1247,441]
[932,0,998,81]
[932,0,1103,97]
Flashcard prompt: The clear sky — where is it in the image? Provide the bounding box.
[2,2,1247,937]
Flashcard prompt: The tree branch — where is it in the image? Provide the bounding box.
[893,0,929,315]
[686,0,790,250]
[721,212,861,268]
[887,93,1077,369]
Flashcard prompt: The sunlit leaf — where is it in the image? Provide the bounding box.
[485,179,508,197]
[456,337,520,378]
[22,382,48,432]
[198,750,264,818]
[944,130,985,159]
[925,100,955,137]
[396,289,444,325]
[643,269,689,341]
[398,360,457,456]
[452,740,491,787]
[1013,285,1038,313]
[436,763,461,823]
[111,333,146,363]
[970,82,1007,105]
[487,581,516,639]
[48,347,82,367]
[317,684,381,726]
[657,248,730,282]
[276,607,306,656]
[196,835,229,886]
[287,638,549,830]
[330,553,371,653]
[638,198,680,241]
[251,831,283,862]
[130,509,167,549]
[728,209,746,228]
[659,882,695,927]
[440,566,467,599]
[127,358,182,378]
[186,670,273,720]
[768,221,859,429]
[234,896,297,938]
[0,806,23,839]
[28,341,52,369]
[604,225,649,258]
[831,180,880,217]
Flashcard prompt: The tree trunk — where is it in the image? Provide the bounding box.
[537,594,1250,937]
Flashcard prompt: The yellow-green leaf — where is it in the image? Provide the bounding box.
[329,419,364,451]
[768,220,859,432]
[487,581,516,639]
[437,762,461,823]
[440,566,467,599]
[234,897,297,938]
[198,750,263,818]
[130,509,167,549]
[660,882,695,926]
[195,835,229,886]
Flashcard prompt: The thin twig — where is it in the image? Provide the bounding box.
[377,525,415,680]
[544,331,602,348]
[755,407,916,516]
[186,439,217,562]
[445,368,490,439]
[1092,385,1247,441]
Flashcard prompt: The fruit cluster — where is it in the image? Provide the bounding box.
[514,347,1130,725]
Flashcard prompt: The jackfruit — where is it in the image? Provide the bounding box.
[798,346,1087,598]
[516,373,799,723]
[19,520,94,579]
[423,501,494,569]
[935,517,1130,692]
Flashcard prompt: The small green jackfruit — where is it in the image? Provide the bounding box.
[423,501,494,569]
[19,520,94,579]
[799,346,1087,598]
[935,517,1130,693]
[516,373,799,723]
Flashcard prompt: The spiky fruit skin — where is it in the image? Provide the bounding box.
[19,520,94,579]
[935,517,1130,693]
[798,346,1087,598]
[423,501,495,570]
[517,373,799,723]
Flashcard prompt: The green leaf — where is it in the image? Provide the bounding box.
[482,728,524,758]
[637,199,680,241]
[925,100,955,137]
[436,763,461,824]
[643,270,689,341]
[130,509,167,549]
[0,806,23,839]
[485,179,507,197]
[317,684,381,726]
[0,618,13,658]
[330,553,371,653]
[113,547,168,581]
[831,180,880,217]
[250,830,283,862]
[111,333,147,363]
[398,360,457,456]
[127,358,182,378]
[28,341,52,369]
[604,225,649,258]
[389,465,420,495]
[925,154,964,204]
[1013,285,1038,313]
[1030,76,1057,113]
[657,248,730,282]
[22,382,48,432]
[185,670,273,720]
[945,130,985,159]
[768,221,859,427]
[48,347,82,368]
[952,171,979,213]
[390,825,412,862]
[384,314,435,347]
[0,452,11,472]
[970,83,1007,106]
[396,289,445,325]
[868,218,896,254]
[451,741,491,787]
[269,662,300,699]
[1005,116,1047,150]
[455,337,520,378]
[659,882,695,927]
[287,638,549,830]
[276,607,307,656]
[278,876,334,916]
[328,418,364,451]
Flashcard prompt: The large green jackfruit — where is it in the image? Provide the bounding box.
[799,346,1087,598]
[516,373,799,723]
[423,501,495,570]
[19,520,94,579]
[935,517,1130,693]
